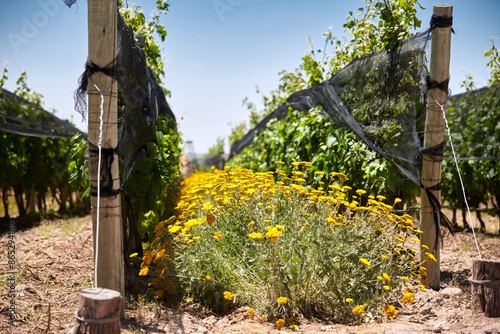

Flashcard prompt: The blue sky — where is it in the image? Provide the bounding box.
[0,0,499,154]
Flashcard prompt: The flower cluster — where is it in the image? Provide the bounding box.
[140,163,431,323]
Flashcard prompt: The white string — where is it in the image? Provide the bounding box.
[431,94,482,259]
[89,74,116,288]
[90,80,105,288]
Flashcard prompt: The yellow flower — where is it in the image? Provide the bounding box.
[400,276,409,280]
[139,265,149,276]
[266,225,284,242]
[326,216,336,223]
[130,253,138,258]
[246,309,255,317]
[275,161,285,165]
[383,273,390,283]
[214,231,223,240]
[248,232,263,239]
[184,297,193,303]
[330,172,349,181]
[418,284,427,292]
[345,298,353,303]
[359,258,371,266]
[426,252,437,262]
[356,189,367,195]
[402,291,415,304]
[203,275,211,281]
[276,318,285,330]
[168,225,182,234]
[277,297,288,305]
[154,249,166,262]
[383,285,391,290]
[223,291,235,301]
[289,325,297,329]
[352,304,364,314]
[383,304,397,318]
[142,251,154,265]
[202,201,215,211]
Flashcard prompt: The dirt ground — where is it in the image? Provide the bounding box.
[0,211,499,334]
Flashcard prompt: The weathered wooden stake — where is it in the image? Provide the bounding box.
[87,0,124,304]
[69,288,121,333]
[471,259,500,317]
[420,4,453,290]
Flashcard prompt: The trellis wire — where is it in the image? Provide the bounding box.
[431,92,482,259]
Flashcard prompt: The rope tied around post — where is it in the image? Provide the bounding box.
[429,14,455,33]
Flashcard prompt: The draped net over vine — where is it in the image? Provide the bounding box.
[74,12,177,189]
[0,87,83,139]
[230,30,430,186]
[229,22,459,236]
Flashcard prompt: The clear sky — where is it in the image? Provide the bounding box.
[0,0,499,154]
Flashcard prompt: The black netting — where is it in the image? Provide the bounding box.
[230,30,430,187]
[88,142,120,198]
[74,12,177,188]
[229,18,457,241]
[0,87,84,139]
[63,0,76,8]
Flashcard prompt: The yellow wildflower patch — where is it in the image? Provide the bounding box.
[277,297,288,305]
[402,291,414,304]
[223,291,235,301]
[248,232,263,239]
[384,304,397,318]
[359,258,371,266]
[352,305,364,314]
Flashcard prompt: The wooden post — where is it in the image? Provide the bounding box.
[420,4,453,290]
[87,0,124,303]
[471,259,500,317]
[69,288,121,333]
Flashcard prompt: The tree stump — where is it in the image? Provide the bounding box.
[471,259,500,317]
[69,288,121,333]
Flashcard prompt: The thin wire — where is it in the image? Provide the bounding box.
[429,92,482,259]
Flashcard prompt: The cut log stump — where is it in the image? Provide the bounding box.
[471,259,500,317]
[69,288,121,333]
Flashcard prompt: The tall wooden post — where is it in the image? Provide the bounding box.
[420,4,453,290]
[87,0,124,302]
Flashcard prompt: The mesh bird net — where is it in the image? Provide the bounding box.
[0,87,83,139]
[73,10,178,257]
[231,29,430,185]
[74,12,176,190]
[229,16,459,237]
